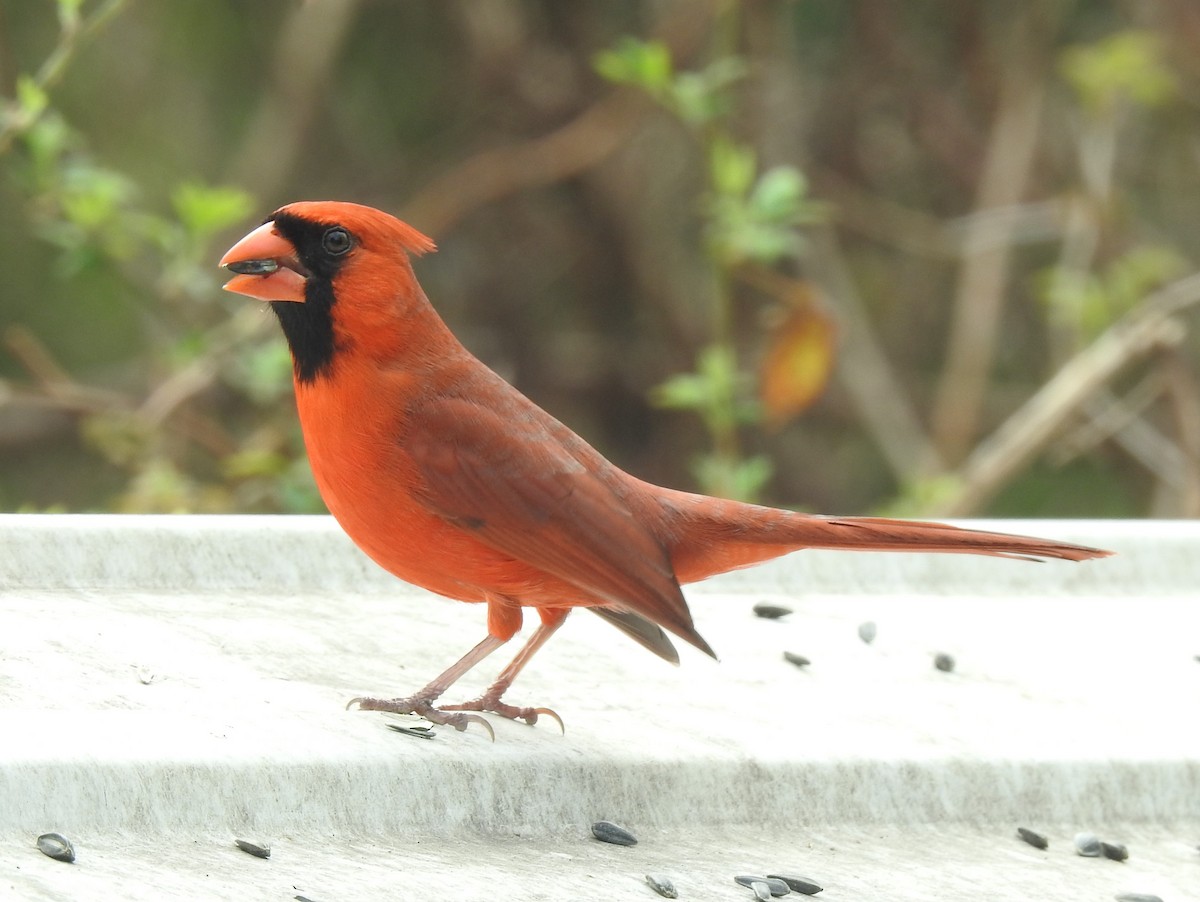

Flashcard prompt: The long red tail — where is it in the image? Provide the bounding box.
[656,488,1113,584]
[767,514,1109,561]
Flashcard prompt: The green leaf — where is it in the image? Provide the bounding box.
[690,453,772,502]
[709,136,756,199]
[16,75,49,121]
[222,448,289,480]
[593,38,672,94]
[1061,30,1175,115]
[56,0,85,28]
[651,372,710,411]
[172,183,255,240]
[749,166,807,222]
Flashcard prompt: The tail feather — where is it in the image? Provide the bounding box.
[656,488,1113,584]
[793,515,1111,562]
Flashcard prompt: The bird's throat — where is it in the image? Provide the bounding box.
[271,278,337,384]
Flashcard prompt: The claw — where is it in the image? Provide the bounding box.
[455,713,495,741]
[532,707,565,734]
[440,697,565,732]
[346,695,496,740]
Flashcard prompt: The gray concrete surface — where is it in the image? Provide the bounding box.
[0,515,1197,900]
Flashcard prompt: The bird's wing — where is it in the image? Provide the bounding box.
[405,393,714,658]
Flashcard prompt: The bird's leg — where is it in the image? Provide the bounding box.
[348,634,506,736]
[440,616,566,731]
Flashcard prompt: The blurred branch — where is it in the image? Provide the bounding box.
[929,16,1047,463]
[3,323,241,458]
[138,307,270,426]
[227,0,361,201]
[822,170,1064,259]
[1161,349,1200,515]
[4,325,127,412]
[405,0,721,236]
[403,88,648,235]
[0,0,127,156]
[805,226,943,480]
[939,271,1200,515]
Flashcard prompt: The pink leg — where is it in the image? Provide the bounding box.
[348,634,506,736]
[440,616,567,731]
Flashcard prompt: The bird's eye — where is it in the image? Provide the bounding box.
[322,227,352,256]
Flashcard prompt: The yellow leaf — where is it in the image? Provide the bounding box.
[758,291,836,428]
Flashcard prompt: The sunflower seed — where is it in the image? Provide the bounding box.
[857,621,877,644]
[1017,827,1048,850]
[754,603,792,619]
[235,839,271,859]
[645,874,677,898]
[749,881,773,901]
[591,820,637,846]
[933,652,955,672]
[226,258,279,275]
[783,651,810,668]
[36,833,75,863]
[735,875,790,896]
[767,874,822,894]
[387,724,436,740]
[1102,841,1129,861]
[1114,895,1162,902]
[1074,831,1102,857]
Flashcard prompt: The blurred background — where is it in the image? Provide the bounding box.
[1,0,1198,518]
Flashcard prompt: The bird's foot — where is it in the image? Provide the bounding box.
[346,695,495,740]
[441,693,564,733]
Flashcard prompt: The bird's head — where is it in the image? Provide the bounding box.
[220,201,437,382]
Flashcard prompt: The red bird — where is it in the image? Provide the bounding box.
[220,201,1110,735]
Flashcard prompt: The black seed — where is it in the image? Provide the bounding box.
[768,874,823,894]
[235,839,271,859]
[225,258,280,275]
[591,820,637,846]
[36,833,75,863]
[1102,841,1129,861]
[387,724,437,740]
[735,875,790,896]
[857,621,877,644]
[783,651,810,668]
[645,874,678,898]
[933,652,955,672]
[1074,832,1102,857]
[1017,827,1048,850]
[754,603,792,619]
[1114,895,1163,902]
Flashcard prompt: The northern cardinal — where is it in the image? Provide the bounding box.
[220,201,1110,735]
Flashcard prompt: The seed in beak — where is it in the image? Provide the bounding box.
[225,259,280,276]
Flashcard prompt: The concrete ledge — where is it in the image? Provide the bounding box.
[1,515,1197,901]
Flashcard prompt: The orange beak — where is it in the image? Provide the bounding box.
[219,222,310,303]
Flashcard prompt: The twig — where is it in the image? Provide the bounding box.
[226,0,362,201]
[0,0,127,156]
[804,226,943,481]
[929,13,1047,463]
[402,89,650,236]
[402,0,722,235]
[1162,349,1200,515]
[939,271,1200,515]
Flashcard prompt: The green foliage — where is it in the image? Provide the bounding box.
[597,32,822,501]
[652,344,761,434]
[1038,245,1186,338]
[1061,30,1175,116]
[707,151,821,267]
[0,2,316,514]
[593,37,673,96]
